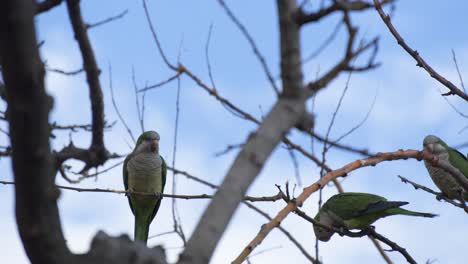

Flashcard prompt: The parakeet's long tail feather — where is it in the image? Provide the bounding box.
[397,208,438,218]
[134,214,150,244]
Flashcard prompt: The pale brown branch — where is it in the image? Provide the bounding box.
[242,201,318,263]
[373,0,468,101]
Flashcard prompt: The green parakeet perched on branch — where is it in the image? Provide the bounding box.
[423,135,468,201]
[123,131,167,244]
[313,192,437,242]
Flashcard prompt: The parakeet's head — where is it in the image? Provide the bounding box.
[135,131,160,154]
[423,135,448,155]
[313,213,334,242]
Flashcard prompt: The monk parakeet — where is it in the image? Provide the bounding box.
[123,131,167,244]
[313,192,437,242]
[423,135,468,201]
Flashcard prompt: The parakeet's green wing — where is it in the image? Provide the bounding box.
[323,192,394,220]
[448,147,468,178]
[123,154,134,214]
[147,156,167,224]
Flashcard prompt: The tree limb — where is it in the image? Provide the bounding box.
[373,0,468,101]
[0,1,70,262]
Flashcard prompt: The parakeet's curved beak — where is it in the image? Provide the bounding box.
[151,139,158,152]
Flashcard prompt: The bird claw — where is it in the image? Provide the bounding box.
[126,187,135,197]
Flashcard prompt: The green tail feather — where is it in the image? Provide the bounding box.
[134,215,150,244]
[395,208,438,218]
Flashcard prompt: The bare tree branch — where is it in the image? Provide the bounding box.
[47,66,84,76]
[297,0,394,25]
[0,180,286,202]
[242,201,318,263]
[217,0,280,95]
[86,9,129,30]
[109,64,136,143]
[398,175,468,213]
[0,1,70,262]
[373,0,468,101]
[451,49,466,93]
[65,0,109,172]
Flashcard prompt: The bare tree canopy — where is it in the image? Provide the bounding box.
[0,0,467,263]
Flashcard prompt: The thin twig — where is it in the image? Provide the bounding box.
[47,67,83,76]
[242,201,318,263]
[138,72,182,93]
[332,87,377,145]
[205,24,217,90]
[373,0,468,101]
[0,180,286,202]
[451,49,466,93]
[214,143,244,157]
[148,230,177,240]
[297,0,395,25]
[50,121,115,132]
[132,67,145,132]
[217,0,280,95]
[440,89,468,119]
[398,175,467,213]
[171,65,186,245]
[86,9,129,29]
[302,20,342,64]
[108,64,136,143]
[168,166,218,189]
[142,0,177,70]
[316,53,354,259]
[286,146,302,186]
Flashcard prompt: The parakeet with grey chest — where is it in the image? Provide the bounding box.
[313,192,437,242]
[123,131,167,244]
[423,135,468,201]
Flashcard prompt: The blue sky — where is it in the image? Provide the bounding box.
[1,0,468,263]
